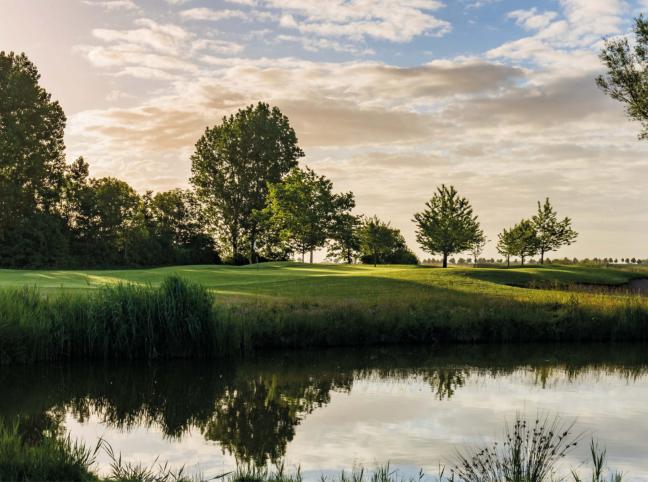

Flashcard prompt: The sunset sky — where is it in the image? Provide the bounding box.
[2,0,647,259]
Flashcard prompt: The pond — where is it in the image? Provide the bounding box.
[2,344,648,480]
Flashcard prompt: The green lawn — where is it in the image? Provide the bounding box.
[0,262,645,302]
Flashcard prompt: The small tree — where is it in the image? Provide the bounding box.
[357,216,396,267]
[531,198,578,264]
[496,227,516,268]
[511,219,540,266]
[497,220,540,267]
[468,232,487,267]
[413,185,482,268]
[597,15,648,139]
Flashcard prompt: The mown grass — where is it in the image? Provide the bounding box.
[0,415,624,482]
[0,262,646,301]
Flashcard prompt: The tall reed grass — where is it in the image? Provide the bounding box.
[1,276,648,365]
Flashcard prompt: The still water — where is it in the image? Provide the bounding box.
[2,345,648,480]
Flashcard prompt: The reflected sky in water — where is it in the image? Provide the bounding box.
[3,345,648,480]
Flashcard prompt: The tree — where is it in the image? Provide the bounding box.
[496,227,516,268]
[190,103,303,264]
[468,233,487,267]
[413,185,482,268]
[357,216,397,267]
[264,167,354,263]
[0,51,67,264]
[531,198,578,264]
[327,213,362,264]
[597,16,648,139]
[511,219,540,266]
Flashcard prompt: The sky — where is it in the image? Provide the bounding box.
[1,0,648,260]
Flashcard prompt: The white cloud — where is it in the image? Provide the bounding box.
[192,39,244,55]
[83,0,138,10]
[508,8,558,31]
[179,8,247,21]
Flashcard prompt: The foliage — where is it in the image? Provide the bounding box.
[264,167,355,263]
[468,232,487,266]
[357,216,416,266]
[498,220,540,266]
[597,15,648,139]
[0,51,66,242]
[190,103,303,262]
[327,213,362,264]
[532,199,577,264]
[454,415,581,482]
[413,185,482,268]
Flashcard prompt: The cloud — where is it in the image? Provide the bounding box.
[83,0,138,10]
[192,39,244,55]
[508,8,558,31]
[92,18,190,54]
[263,0,451,42]
[179,8,248,21]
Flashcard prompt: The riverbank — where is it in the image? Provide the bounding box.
[1,264,648,364]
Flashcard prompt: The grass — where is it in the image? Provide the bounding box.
[1,264,648,364]
[0,415,625,482]
[0,262,646,301]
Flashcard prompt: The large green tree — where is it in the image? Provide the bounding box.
[0,51,67,263]
[190,103,303,264]
[264,167,354,263]
[413,185,482,268]
[597,15,648,139]
[531,198,577,264]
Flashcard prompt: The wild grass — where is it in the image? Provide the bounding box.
[0,416,626,482]
[0,276,217,364]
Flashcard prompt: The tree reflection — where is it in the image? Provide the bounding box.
[2,344,648,467]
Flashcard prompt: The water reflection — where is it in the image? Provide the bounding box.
[2,344,648,475]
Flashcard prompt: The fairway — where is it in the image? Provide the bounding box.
[0,262,646,302]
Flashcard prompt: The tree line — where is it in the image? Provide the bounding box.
[2,51,581,268]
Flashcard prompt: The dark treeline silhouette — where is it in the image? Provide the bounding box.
[0,52,218,268]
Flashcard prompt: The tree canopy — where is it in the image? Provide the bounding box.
[413,185,482,268]
[264,167,355,263]
[597,15,648,139]
[190,102,304,264]
[531,198,577,264]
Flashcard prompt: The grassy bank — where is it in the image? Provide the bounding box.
[1,264,648,364]
[0,416,624,482]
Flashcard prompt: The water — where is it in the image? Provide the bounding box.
[2,344,648,480]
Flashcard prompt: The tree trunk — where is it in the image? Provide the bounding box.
[248,226,256,265]
[347,251,352,264]
[507,256,510,268]
[373,250,377,267]
[301,251,305,263]
[540,250,545,265]
[309,250,313,264]
[521,256,525,266]
[442,252,448,268]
